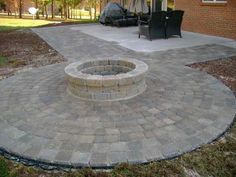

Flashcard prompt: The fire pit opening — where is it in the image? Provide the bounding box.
[80,60,136,76]
[65,58,148,101]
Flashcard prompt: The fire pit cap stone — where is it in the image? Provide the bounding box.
[64,58,148,101]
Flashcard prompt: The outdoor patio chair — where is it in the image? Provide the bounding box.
[138,11,167,40]
[112,17,138,27]
[138,13,150,25]
[166,10,184,38]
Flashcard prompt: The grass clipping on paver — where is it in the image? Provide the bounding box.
[0,57,235,177]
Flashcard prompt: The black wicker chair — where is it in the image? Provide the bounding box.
[138,11,167,40]
[112,16,137,27]
[166,10,184,38]
[139,13,150,25]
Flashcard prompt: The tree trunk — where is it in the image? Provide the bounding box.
[6,1,11,16]
[42,6,44,17]
[75,6,77,19]
[94,5,96,20]
[13,0,17,17]
[63,0,67,19]
[51,0,54,19]
[99,0,101,14]
[45,5,48,19]
[35,0,39,19]
[89,8,92,20]
[70,6,73,18]
[67,6,70,19]
[19,0,22,18]
[60,6,63,18]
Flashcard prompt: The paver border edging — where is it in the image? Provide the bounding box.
[0,113,235,171]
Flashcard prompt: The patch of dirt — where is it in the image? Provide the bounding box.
[0,29,66,80]
[188,57,236,93]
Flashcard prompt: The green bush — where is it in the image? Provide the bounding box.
[0,157,9,177]
[0,56,7,67]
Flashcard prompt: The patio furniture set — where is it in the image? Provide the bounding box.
[99,2,138,27]
[139,10,184,40]
[99,2,184,41]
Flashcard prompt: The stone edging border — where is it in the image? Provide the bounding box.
[0,112,235,171]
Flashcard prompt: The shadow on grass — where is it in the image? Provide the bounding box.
[0,26,28,31]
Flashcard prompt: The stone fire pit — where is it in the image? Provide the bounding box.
[64,58,148,101]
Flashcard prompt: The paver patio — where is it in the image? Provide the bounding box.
[0,24,235,168]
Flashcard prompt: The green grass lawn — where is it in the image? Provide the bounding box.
[0,17,97,31]
[0,18,58,31]
[0,56,7,67]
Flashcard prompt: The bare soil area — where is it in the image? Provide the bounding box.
[189,57,236,93]
[0,29,65,80]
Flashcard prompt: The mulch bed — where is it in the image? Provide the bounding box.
[188,57,236,93]
[0,29,66,80]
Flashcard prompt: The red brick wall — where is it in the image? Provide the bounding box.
[175,0,236,39]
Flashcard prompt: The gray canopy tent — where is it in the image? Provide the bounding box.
[99,2,137,27]
[99,2,128,25]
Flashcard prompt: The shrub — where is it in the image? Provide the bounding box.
[0,157,9,177]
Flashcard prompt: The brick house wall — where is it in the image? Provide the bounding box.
[175,0,236,40]
[102,0,236,40]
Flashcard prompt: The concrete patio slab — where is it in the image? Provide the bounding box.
[221,41,236,49]
[70,24,235,52]
[0,25,235,169]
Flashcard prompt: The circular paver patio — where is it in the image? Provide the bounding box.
[0,58,235,168]
[0,25,236,168]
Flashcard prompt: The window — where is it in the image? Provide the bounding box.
[202,0,227,3]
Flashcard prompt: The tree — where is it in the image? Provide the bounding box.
[31,0,53,19]
[85,0,99,20]
[62,0,67,19]
[71,0,82,19]
[93,0,99,20]
[32,0,40,19]
[57,0,82,19]
[41,0,50,19]
[4,0,12,15]
[51,0,54,18]
[19,0,23,18]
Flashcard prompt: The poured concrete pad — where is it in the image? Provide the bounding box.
[70,24,235,52]
[0,25,235,168]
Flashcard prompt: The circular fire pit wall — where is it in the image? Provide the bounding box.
[64,59,148,101]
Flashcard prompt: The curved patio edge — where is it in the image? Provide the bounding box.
[0,113,235,170]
